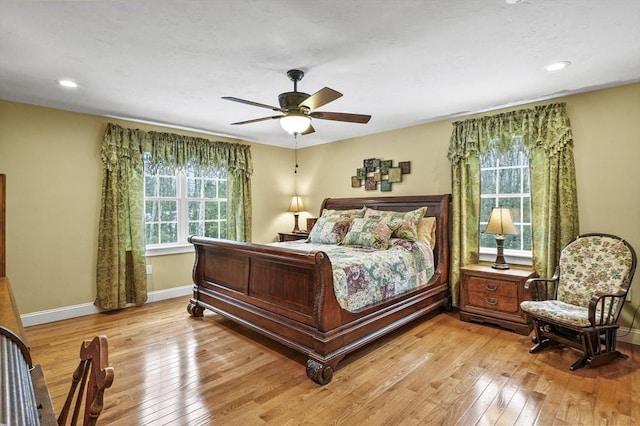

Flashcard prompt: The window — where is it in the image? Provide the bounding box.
[144,154,227,253]
[479,144,532,261]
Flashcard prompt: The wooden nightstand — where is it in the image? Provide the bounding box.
[278,232,308,242]
[459,263,536,335]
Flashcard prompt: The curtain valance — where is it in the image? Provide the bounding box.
[103,123,253,176]
[448,103,571,165]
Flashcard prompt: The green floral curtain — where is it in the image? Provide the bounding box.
[448,103,579,307]
[529,106,579,278]
[96,123,253,310]
[96,125,147,310]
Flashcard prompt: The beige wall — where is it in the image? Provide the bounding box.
[0,101,293,313]
[1,83,639,330]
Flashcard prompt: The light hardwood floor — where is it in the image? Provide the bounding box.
[26,296,639,425]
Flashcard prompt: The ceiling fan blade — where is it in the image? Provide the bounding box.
[301,124,315,135]
[309,111,371,124]
[230,115,282,125]
[222,96,283,112]
[299,87,342,111]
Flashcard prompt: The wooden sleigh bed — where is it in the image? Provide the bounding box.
[187,194,451,384]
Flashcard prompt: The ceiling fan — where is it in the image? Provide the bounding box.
[222,69,371,135]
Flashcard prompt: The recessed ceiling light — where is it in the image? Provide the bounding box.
[505,0,524,4]
[544,61,571,72]
[56,79,78,88]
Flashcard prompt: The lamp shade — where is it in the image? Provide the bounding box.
[483,207,517,235]
[287,196,305,213]
[280,113,311,134]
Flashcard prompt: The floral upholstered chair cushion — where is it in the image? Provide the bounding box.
[519,300,592,327]
[556,235,633,308]
[520,235,634,327]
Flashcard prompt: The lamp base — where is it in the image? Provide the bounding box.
[292,213,301,233]
[491,262,510,270]
[491,235,510,269]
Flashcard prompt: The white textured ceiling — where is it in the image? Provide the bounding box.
[1,0,639,148]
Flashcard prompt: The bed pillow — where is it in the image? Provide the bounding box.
[341,218,395,249]
[417,217,437,248]
[307,216,352,244]
[321,207,366,220]
[364,206,427,241]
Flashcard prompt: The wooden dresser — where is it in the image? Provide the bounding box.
[459,263,536,335]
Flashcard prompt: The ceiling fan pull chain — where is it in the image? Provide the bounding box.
[294,134,299,174]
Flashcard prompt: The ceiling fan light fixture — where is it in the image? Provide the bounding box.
[280,113,311,134]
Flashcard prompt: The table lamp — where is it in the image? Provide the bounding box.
[483,206,517,269]
[287,196,305,233]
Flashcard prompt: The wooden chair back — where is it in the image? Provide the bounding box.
[58,335,114,426]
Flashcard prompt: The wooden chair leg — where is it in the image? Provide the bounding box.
[529,319,553,353]
[584,328,627,368]
[570,355,589,371]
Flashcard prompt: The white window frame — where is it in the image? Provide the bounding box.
[144,160,227,257]
[479,143,533,266]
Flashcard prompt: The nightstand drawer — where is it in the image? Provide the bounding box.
[467,291,519,313]
[466,276,517,299]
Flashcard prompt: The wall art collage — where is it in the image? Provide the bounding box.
[351,158,411,192]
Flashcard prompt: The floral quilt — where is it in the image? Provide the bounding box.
[271,239,435,312]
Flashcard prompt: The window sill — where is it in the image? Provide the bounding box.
[145,243,194,257]
[479,249,532,267]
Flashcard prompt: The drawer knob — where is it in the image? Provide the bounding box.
[484,283,498,291]
[485,297,498,305]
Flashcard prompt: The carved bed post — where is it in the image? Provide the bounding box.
[187,239,205,318]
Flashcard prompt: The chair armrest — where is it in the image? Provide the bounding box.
[524,276,559,301]
[588,291,627,326]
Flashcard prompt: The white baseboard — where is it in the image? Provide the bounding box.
[618,327,640,346]
[21,285,193,327]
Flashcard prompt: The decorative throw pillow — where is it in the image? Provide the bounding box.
[307,216,352,244]
[341,218,394,249]
[364,207,427,241]
[417,217,437,248]
[321,207,366,221]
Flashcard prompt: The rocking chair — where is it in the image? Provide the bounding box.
[520,233,636,370]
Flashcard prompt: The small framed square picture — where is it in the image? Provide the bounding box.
[399,161,411,174]
[365,177,377,190]
[388,167,402,183]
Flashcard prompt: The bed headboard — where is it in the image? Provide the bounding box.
[319,194,451,283]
